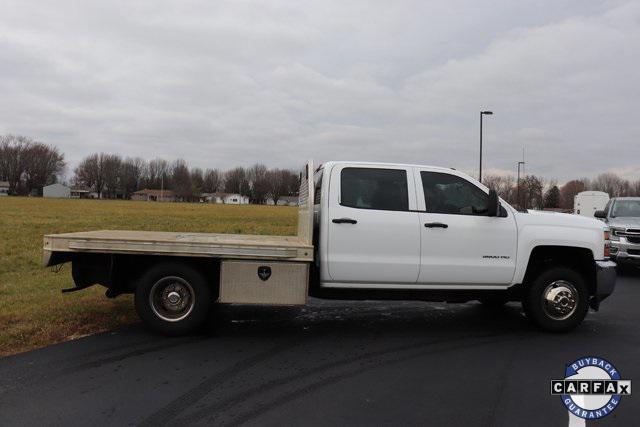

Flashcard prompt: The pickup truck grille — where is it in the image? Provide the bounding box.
[614,228,640,244]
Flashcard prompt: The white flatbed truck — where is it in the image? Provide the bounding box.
[44,161,617,333]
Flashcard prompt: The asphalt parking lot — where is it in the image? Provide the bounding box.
[1,270,638,427]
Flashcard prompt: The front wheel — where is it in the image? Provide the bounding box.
[523,267,589,332]
[135,262,213,335]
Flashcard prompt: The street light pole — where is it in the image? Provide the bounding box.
[517,161,525,210]
[479,110,493,182]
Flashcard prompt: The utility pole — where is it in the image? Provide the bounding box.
[479,110,493,182]
[517,161,525,210]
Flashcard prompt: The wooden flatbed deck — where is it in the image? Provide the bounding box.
[43,230,313,264]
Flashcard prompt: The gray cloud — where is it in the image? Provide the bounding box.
[0,0,637,182]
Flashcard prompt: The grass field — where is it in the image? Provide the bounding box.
[0,197,297,356]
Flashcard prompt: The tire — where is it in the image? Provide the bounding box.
[135,262,213,336]
[524,266,589,332]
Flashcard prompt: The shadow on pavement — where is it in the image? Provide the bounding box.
[203,299,534,339]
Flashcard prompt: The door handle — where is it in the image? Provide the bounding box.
[424,222,448,228]
[332,218,357,224]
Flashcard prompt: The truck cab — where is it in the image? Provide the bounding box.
[314,162,516,289]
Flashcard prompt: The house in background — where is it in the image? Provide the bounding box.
[131,189,177,202]
[0,181,9,196]
[266,195,298,206]
[201,192,249,205]
[70,186,92,199]
[43,183,71,198]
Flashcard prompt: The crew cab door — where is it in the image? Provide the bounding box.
[326,164,421,284]
[414,169,517,285]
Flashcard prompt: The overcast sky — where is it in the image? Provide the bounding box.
[1,0,638,181]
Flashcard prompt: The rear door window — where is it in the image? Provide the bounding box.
[340,168,408,211]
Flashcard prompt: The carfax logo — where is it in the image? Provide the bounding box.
[551,357,632,419]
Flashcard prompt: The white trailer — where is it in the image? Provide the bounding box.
[574,191,610,218]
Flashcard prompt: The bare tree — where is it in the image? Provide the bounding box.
[267,168,299,205]
[203,168,221,193]
[266,169,287,205]
[483,174,516,204]
[101,154,122,198]
[0,134,31,195]
[74,155,96,192]
[247,163,270,204]
[170,159,192,200]
[284,169,300,197]
[119,157,145,198]
[543,182,561,209]
[22,142,66,195]
[559,180,586,209]
[74,153,106,197]
[144,158,170,189]
[619,179,633,197]
[224,167,248,195]
[520,175,545,210]
[190,168,204,195]
[591,172,632,197]
[23,136,640,212]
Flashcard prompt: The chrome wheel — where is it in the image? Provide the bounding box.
[541,280,578,320]
[149,276,195,322]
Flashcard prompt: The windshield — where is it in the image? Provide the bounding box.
[611,200,640,218]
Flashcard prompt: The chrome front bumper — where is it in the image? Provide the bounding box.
[611,239,640,263]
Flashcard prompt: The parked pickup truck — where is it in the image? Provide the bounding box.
[595,197,640,265]
[43,161,616,334]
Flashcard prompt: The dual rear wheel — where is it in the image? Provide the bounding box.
[134,263,213,335]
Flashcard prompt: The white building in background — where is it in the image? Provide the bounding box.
[201,192,249,205]
[70,187,93,198]
[0,181,9,196]
[266,196,298,206]
[131,189,178,202]
[43,183,71,198]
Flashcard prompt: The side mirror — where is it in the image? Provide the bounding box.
[487,189,499,217]
[594,210,607,219]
